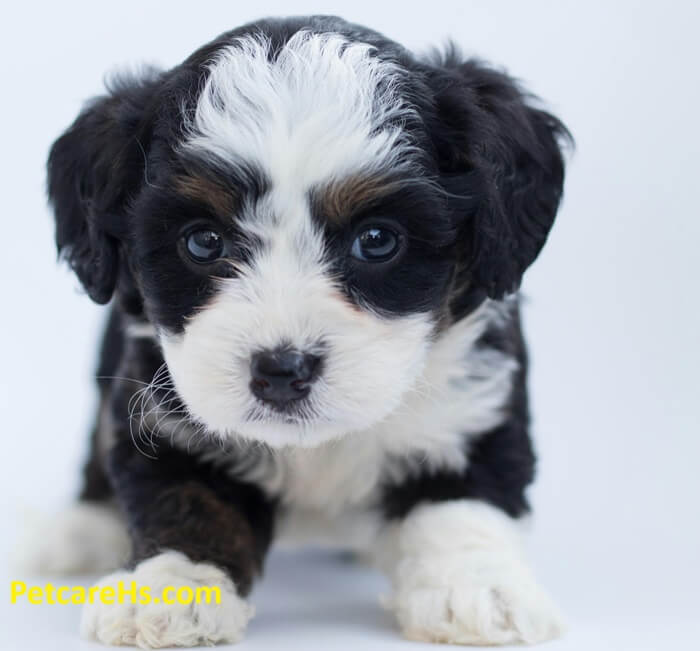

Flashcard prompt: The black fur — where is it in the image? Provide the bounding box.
[428,53,569,302]
[48,72,162,305]
[108,439,276,595]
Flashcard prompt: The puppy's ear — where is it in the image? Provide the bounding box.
[47,71,161,304]
[428,54,571,310]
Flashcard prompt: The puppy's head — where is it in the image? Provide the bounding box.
[48,17,569,447]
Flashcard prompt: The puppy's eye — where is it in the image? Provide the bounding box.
[184,229,224,263]
[351,227,400,263]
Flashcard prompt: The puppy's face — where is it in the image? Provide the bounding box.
[48,18,568,447]
[140,34,453,446]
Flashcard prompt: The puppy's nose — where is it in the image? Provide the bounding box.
[250,349,321,406]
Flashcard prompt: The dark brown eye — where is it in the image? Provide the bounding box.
[351,227,400,262]
[185,229,224,263]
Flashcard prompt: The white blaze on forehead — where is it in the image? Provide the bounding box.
[182,31,418,191]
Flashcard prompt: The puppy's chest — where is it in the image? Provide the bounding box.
[262,436,395,511]
[236,417,468,550]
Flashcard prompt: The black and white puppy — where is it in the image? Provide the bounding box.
[35,15,570,647]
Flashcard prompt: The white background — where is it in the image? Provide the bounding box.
[1,1,698,649]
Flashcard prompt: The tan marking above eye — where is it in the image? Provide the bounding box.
[315,174,401,223]
[173,175,238,216]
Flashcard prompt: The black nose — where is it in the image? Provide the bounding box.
[250,349,321,407]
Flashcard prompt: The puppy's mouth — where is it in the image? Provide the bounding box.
[244,398,323,425]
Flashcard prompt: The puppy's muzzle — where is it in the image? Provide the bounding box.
[250,348,321,410]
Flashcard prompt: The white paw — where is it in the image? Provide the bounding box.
[80,551,253,648]
[381,500,566,646]
[388,552,565,645]
[19,502,130,575]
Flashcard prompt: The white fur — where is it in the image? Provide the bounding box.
[182,31,418,191]
[275,506,383,551]
[125,322,157,339]
[81,551,253,648]
[377,499,565,645]
[19,502,130,575]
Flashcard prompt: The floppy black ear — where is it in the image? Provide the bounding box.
[428,55,571,307]
[47,71,161,304]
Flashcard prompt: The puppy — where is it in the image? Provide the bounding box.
[36,15,570,647]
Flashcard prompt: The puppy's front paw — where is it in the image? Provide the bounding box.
[388,552,565,645]
[81,551,253,648]
[379,501,565,646]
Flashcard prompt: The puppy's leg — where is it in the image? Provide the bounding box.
[81,439,275,648]
[377,499,564,645]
